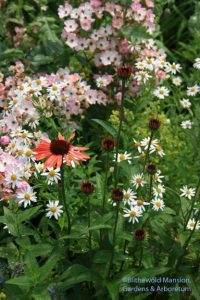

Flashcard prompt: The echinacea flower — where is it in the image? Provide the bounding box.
[33,132,90,168]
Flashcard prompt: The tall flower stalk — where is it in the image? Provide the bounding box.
[60,159,71,234]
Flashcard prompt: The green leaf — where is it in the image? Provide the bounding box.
[18,206,42,222]
[6,276,33,287]
[120,24,151,40]
[60,264,92,286]
[92,119,117,137]
[39,253,60,282]
[89,225,112,231]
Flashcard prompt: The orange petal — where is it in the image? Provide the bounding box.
[67,132,75,142]
[58,133,65,141]
[44,155,60,168]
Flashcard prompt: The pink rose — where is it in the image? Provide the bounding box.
[0,136,10,146]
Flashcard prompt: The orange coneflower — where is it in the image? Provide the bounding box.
[33,132,90,168]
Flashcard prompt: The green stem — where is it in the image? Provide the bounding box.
[100,152,110,246]
[60,159,71,234]
[113,79,126,187]
[108,203,120,279]
[142,130,154,173]
[87,195,92,249]
[139,245,143,269]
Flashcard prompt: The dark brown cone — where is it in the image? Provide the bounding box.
[81,180,95,194]
[111,188,123,202]
[134,229,146,241]
[101,136,115,151]
[149,118,161,130]
[117,64,133,79]
[146,164,156,175]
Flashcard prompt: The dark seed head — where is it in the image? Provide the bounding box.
[149,118,161,130]
[134,228,146,241]
[117,64,133,79]
[81,180,95,194]
[146,164,156,175]
[101,136,115,151]
[111,188,123,202]
[50,140,70,155]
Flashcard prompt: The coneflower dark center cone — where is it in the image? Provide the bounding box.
[50,140,70,155]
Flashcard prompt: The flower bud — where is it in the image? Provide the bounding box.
[117,64,133,79]
[146,164,156,175]
[81,180,95,194]
[134,228,146,241]
[111,188,123,202]
[149,118,161,130]
[101,136,115,151]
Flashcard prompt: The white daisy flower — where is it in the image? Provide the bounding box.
[123,206,143,224]
[46,200,63,220]
[134,71,152,84]
[133,139,142,153]
[165,62,182,74]
[179,98,191,109]
[180,185,196,200]
[153,86,169,99]
[150,144,165,157]
[42,168,61,185]
[153,170,164,183]
[141,137,158,150]
[172,77,182,86]
[5,167,23,188]
[131,173,147,189]
[193,58,200,69]
[181,120,192,129]
[187,84,199,96]
[123,188,137,205]
[17,187,37,208]
[187,218,200,230]
[114,151,132,164]
[151,198,165,211]
[153,184,166,198]
[131,199,150,212]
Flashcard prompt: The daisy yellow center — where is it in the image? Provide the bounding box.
[137,199,144,206]
[157,188,162,193]
[18,149,24,155]
[136,178,142,184]
[172,64,176,69]
[185,189,191,195]
[19,85,24,90]
[191,87,196,92]
[49,170,56,177]
[36,79,41,85]
[29,117,35,123]
[52,86,58,91]
[130,211,137,217]
[155,201,161,207]
[50,207,57,213]
[153,175,158,181]
[26,150,32,157]
[13,99,18,105]
[3,195,9,201]
[119,154,125,160]
[21,132,27,138]
[11,174,17,180]
[24,193,30,200]
[3,106,8,111]
[124,193,130,200]
[156,145,161,151]
[134,142,140,147]
[190,222,195,228]
[140,152,146,159]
